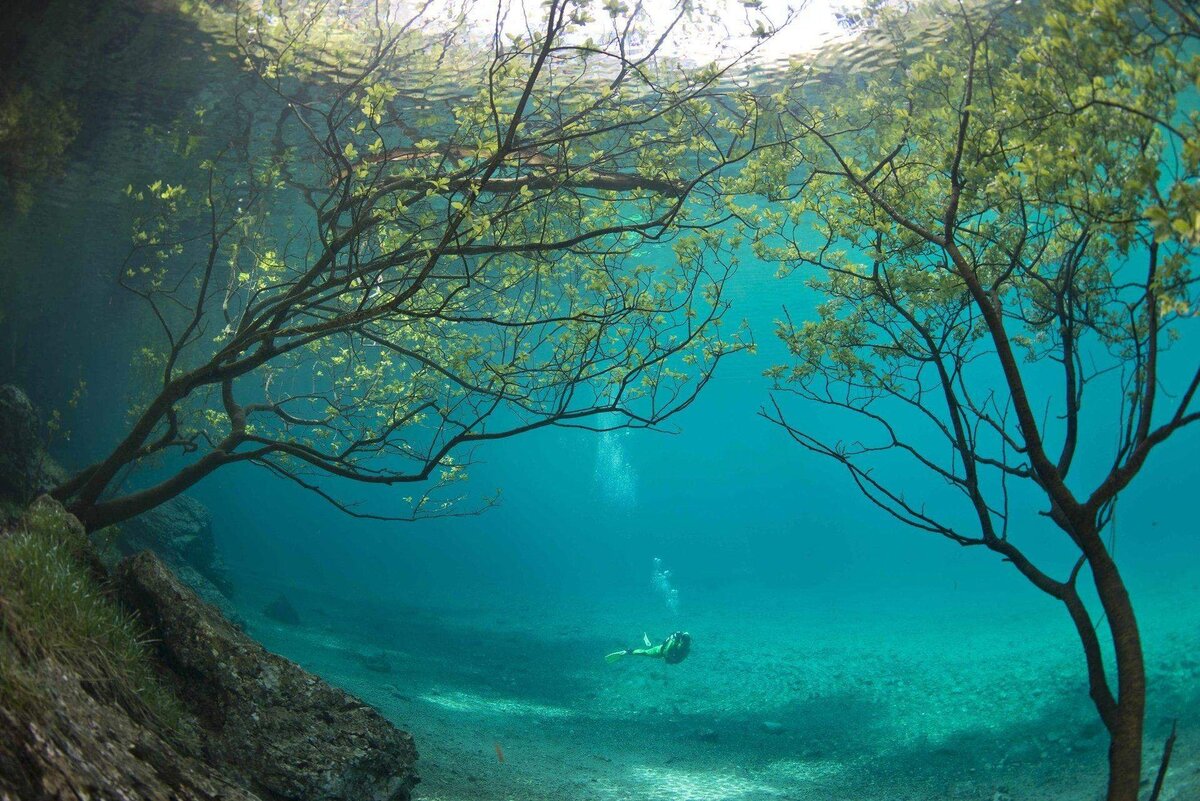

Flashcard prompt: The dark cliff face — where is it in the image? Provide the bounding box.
[0,384,41,504]
[0,385,65,509]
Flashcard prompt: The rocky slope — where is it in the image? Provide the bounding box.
[1,498,420,801]
[0,657,261,801]
[117,549,419,801]
[1,385,419,801]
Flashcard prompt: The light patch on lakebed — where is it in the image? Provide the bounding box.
[616,765,784,801]
[764,757,847,782]
[419,690,575,719]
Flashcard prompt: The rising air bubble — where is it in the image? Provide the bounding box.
[652,557,680,614]
[594,429,637,508]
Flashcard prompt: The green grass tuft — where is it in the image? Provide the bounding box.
[0,498,189,736]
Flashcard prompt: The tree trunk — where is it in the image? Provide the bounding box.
[1087,534,1146,801]
[64,446,235,533]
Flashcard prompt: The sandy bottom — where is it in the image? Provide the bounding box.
[231,575,1200,801]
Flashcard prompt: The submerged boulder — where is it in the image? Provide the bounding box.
[360,649,393,674]
[103,494,235,601]
[115,551,419,801]
[263,592,301,625]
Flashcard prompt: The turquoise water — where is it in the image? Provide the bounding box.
[3,1,1199,799]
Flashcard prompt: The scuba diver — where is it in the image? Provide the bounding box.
[605,631,692,664]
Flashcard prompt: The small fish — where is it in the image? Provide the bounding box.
[493,741,505,764]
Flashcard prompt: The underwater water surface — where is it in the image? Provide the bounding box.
[3,1,1199,800]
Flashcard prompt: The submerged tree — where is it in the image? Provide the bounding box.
[51,0,791,531]
[740,0,1199,798]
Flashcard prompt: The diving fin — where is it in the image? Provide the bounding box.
[605,651,627,663]
[642,632,652,647]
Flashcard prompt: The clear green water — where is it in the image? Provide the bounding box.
[2,1,1198,799]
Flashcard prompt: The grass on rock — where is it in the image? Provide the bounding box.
[0,497,188,735]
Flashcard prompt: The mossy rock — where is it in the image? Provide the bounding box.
[0,496,189,734]
[0,496,259,800]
